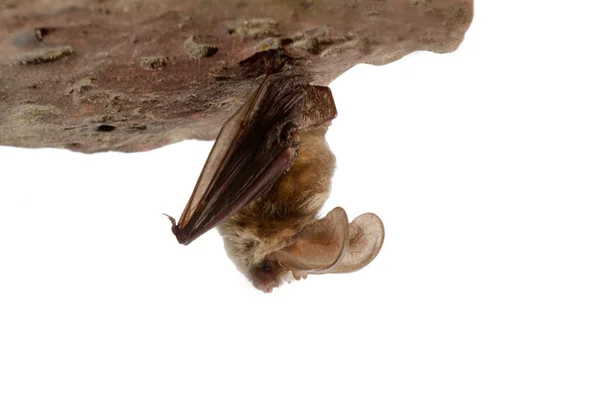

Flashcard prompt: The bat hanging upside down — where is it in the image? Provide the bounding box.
[167,72,384,292]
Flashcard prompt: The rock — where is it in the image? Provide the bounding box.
[0,0,473,153]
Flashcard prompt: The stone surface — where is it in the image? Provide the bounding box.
[0,0,473,153]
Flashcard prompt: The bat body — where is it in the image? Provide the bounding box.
[169,72,384,292]
[218,123,335,291]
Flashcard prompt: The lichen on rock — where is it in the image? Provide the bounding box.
[140,56,170,70]
[183,36,218,60]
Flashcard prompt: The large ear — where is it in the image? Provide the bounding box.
[332,213,385,274]
[270,207,350,274]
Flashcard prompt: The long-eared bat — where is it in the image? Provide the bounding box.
[167,72,384,292]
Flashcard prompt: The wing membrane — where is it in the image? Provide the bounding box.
[171,74,309,244]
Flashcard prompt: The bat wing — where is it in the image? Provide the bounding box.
[169,73,310,245]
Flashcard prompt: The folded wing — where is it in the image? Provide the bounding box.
[170,74,309,244]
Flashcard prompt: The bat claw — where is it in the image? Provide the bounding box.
[163,213,190,245]
[162,213,177,227]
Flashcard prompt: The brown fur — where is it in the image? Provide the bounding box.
[217,124,335,282]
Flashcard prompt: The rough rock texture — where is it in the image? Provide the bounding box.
[0,0,473,153]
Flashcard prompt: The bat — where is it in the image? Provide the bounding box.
[167,72,384,292]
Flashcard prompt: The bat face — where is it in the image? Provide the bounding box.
[249,260,288,294]
[168,72,385,292]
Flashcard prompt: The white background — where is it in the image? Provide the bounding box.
[1,1,599,399]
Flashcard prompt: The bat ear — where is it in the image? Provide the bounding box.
[271,210,384,275]
[271,208,384,275]
[271,207,350,273]
[332,213,385,274]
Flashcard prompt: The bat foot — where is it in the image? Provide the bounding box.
[292,271,308,281]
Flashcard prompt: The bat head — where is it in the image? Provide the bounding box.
[221,207,385,293]
[248,260,289,293]
[219,225,297,293]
